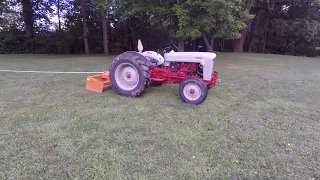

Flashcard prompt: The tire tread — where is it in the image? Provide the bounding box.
[109,52,151,97]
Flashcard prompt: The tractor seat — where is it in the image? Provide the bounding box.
[145,56,159,66]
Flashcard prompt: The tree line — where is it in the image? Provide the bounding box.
[0,0,319,57]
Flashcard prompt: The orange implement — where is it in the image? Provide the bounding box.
[86,71,111,93]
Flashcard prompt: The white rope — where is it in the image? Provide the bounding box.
[0,70,105,74]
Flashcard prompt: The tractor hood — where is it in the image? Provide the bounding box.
[164,51,216,63]
[164,51,216,81]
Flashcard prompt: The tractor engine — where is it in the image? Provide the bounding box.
[142,50,215,82]
[149,62,204,84]
[166,62,203,78]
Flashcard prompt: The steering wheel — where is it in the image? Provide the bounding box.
[157,43,179,56]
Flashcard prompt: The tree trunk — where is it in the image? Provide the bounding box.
[203,35,213,52]
[178,37,184,52]
[192,39,196,51]
[21,0,34,38]
[101,9,109,55]
[249,0,274,53]
[80,0,89,54]
[210,36,214,51]
[248,10,262,52]
[57,0,61,31]
[107,4,111,47]
[262,12,271,53]
[234,20,252,52]
[221,39,225,51]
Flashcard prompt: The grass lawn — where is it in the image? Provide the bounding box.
[0,53,319,179]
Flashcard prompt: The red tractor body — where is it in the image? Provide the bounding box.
[149,63,219,88]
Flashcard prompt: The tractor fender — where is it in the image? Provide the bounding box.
[140,51,165,66]
[112,51,151,66]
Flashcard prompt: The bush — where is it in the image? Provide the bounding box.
[0,29,71,54]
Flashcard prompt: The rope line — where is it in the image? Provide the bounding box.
[0,70,105,74]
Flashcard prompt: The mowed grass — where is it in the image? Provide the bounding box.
[0,53,319,179]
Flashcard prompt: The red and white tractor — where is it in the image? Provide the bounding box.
[86,40,219,104]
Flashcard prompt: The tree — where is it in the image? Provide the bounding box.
[0,0,21,30]
[0,0,7,27]
[234,0,255,52]
[57,0,61,30]
[113,0,187,51]
[172,0,250,52]
[20,0,34,38]
[50,0,72,31]
[117,0,250,52]
[112,0,171,51]
[247,0,287,53]
[92,0,110,55]
[246,0,320,56]
[1,0,319,56]
[79,0,89,54]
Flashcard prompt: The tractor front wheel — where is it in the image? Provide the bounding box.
[179,78,208,105]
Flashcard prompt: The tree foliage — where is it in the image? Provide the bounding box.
[0,0,319,56]
[247,0,320,56]
[173,0,251,39]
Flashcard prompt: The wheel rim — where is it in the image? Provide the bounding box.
[183,83,201,101]
[115,63,139,91]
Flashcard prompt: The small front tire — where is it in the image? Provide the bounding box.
[179,78,208,105]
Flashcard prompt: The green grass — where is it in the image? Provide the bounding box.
[0,53,319,179]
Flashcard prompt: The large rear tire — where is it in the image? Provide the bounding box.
[109,52,150,97]
[179,78,208,105]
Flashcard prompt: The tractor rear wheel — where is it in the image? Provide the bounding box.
[109,52,150,97]
[179,78,208,105]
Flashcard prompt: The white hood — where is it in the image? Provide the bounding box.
[164,51,216,81]
[164,51,216,63]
